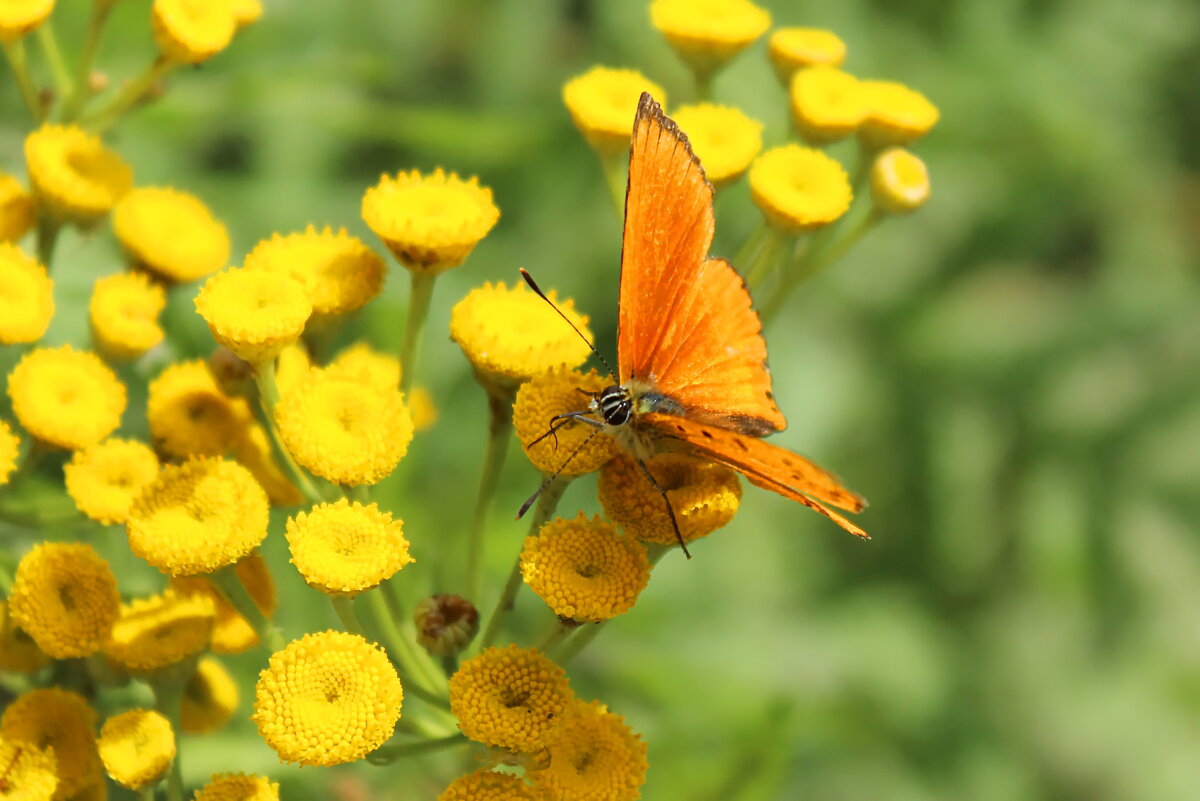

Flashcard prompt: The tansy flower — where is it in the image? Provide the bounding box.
[127,457,269,576]
[274,342,312,397]
[147,359,252,458]
[274,368,413,486]
[649,0,770,79]
[0,243,53,344]
[0,172,36,241]
[182,657,239,734]
[599,453,741,545]
[362,168,499,273]
[528,699,647,801]
[859,79,939,146]
[69,777,106,801]
[253,631,403,766]
[513,369,618,476]
[8,542,120,659]
[1,689,100,800]
[112,187,229,283]
[64,438,160,525]
[870,147,931,215]
[194,774,279,801]
[789,66,866,144]
[562,67,667,155]
[520,514,650,623]
[749,145,852,233]
[0,0,54,43]
[0,600,51,673]
[97,710,174,790]
[152,0,237,64]
[670,104,762,187]
[88,272,166,360]
[449,645,573,753]
[172,551,276,654]
[7,346,126,450]
[231,0,262,27]
[438,770,544,801]
[414,595,479,658]
[450,282,592,386]
[286,500,414,595]
[103,591,216,672]
[0,420,19,487]
[232,423,302,507]
[24,125,132,220]
[195,268,312,364]
[243,227,385,316]
[0,737,57,801]
[325,341,400,391]
[768,27,847,82]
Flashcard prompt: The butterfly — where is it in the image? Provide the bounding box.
[522,91,867,556]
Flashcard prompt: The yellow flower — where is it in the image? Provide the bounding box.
[0,600,51,673]
[859,79,939,146]
[243,227,386,316]
[274,368,413,486]
[520,514,650,623]
[88,272,166,360]
[147,359,252,458]
[232,422,302,507]
[649,0,770,78]
[127,457,269,576]
[97,710,174,790]
[8,542,120,659]
[599,453,741,545]
[513,369,618,476]
[0,171,36,241]
[1,689,100,801]
[528,699,647,801]
[870,147,931,215]
[789,66,866,144]
[195,267,312,364]
[172,551,276,654]
[0,420,18,486]
[286,500,414,596]
[253,631,403,766]
[326,341,400,391]
[152,0,236,64]
[274,342,312,396]
[749,144,852,233]
[231,0,261,27]
[0,0,54,43]
[103,591,216,672]
[410,387,437,431]
[7,346,125,450]
[562,67,667,155]
[0,243,53,344]
[112,187,230,283]
[0,737,57,801]
[768,27,847,82]
[64,438,160,525]
[362,168,499,273]
[181,657,239,734]
[670,104,763,187]
[449,645,573,753]
[450,282,592,386]
[24,125,132,220]
[414,594,479,658]
[438,770,544,801]
[68,775,107,801]
[193,774,278,801]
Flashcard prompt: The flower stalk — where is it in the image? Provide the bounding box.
[251,360,324,506]
[2,39,44,121]
[36,23,73,103]
[62,1,116,121]
[465,380,516,600]
[210,565,285,653]
[84,56,173,133]
[366,733,467,765]
[399,271,436,396]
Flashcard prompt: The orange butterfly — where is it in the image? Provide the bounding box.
[524,92,867,555]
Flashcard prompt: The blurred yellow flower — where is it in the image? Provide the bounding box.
[172,551,276,654]
[410,386,438,431]
[243,226,386,316]
[438,770,543,801]
[182,657,239,734]
[362,168,499,273]
[97,710,174,790]
[0,171,36,241]
[670,103,763,187]
[231,0,261,27]
[8,542,120,659]
[562,67,667,155]
[193,774,279,801]
[24,125,132,220]
[0,0,54,43]
[0,420,18,486]
[513,368,618,476]
[528,699,647,801]
[274,341,312,397]
[599,453,741,545]
[521,513,650,622]
[104,591,216,672]
[88,272,166,360]
[789,66,866,144]
[0,243,53,344]
[253,631,403,766]
[326,341,400,391]
[768,27,847,82]
[871,147,931,214]
[0,600,51,673]
[70,776,107,801]
[449,645,572,753]
[232,422,302,507]
[286,499,414,595]
[859,79,939,146]
[749,144,852,233]
[7,346,126,450]
[274,368,413,486]
[64,438,160,525]
[127,457,269,576]
[147,359,252,458]
[195,268,312,364]
[649,0,770,78]
[152,0,237,64]
[113,187,230,283]
[0,737,57,801]
[1,689,100,801]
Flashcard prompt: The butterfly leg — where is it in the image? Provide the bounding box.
[631,455,692,560]
[516,427,606,519]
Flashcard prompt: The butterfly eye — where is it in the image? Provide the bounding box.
[597,386,632,426]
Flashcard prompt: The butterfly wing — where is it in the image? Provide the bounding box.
[618,93,786,436]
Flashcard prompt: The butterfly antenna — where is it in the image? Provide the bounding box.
[520,268,616,378]
[632,455,692,559]
[516,427,605,519]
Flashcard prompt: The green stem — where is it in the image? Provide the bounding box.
[0,562,12,596]
[83,56,173,133]
[331,596,366,636]
[693,67,715,102]
[851,138,883,193]
[2,40,44,122]
[139,785,155,801]
[599,149,627,217]
[252,360,325,506]
[379,579,447,692]
[742,226,784,290]
[760,212,861,325]
[362,588,450,709]
[465,382,516,600]
[149,661,192,801]
[399,271,436,396]
[62,1,115,121]
[210,565,285,653]
[366,733,467,765]
[35,217,61,269]
[534,618,575,652]
[800,207,883,281]
[36,23,73,106]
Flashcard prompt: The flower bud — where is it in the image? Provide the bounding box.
[413,594,478,657]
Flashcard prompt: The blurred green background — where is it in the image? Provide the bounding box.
[3,0,1200,799]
